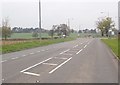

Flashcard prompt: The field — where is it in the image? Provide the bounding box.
[101,38,119,59]
[2,37,76,54]
[11,33,50,39]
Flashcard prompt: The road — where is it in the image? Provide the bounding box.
[1,38,118,83]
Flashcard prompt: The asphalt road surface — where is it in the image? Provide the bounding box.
[1,38,118,83]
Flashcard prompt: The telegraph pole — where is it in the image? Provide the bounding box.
[39,0,41,40]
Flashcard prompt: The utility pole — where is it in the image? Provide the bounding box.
[39,0,41,40]
[68,19,70,29]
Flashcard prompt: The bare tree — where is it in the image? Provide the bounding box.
[2,18,12,40]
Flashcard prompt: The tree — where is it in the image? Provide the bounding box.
[49,30,54,39]
[96,17,114,37]
[32,32,38,38]
[2,18,12,40]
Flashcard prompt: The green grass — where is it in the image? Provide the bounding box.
[2,37,76,54]
[101,38,119,59]
[11,33,50,39]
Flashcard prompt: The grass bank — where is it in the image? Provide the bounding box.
[2,37,76,54]
[101,38,119,59]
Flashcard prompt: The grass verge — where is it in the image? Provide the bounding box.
[101,38,119,59]
[2,37,76,54]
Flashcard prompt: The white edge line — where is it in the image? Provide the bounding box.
[20,57,52,72]
[49,57,72,74]
[23,72,40,76]
[76,49,83,54]
[60,49,70,54]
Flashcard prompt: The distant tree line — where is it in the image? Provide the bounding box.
[12,27,49,33]
[78,29,97,34]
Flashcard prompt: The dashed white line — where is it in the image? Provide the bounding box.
[84,45,87,48]
[20,57,52,72]
[22,55,26,57]
[37,51,41,53]
[43,63,58,66]
[1,60,7,63]
[30,53,34,55]
[76,49,83,54]
[42,50,45,51]
[73,45,78,48]
[60,49,70,54]
[11,57,18,60]
[49,57,72,74]
[23,72,40,77]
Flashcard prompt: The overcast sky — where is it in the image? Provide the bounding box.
[1,0,119,30]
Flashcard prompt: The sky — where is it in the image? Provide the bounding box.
[1,0,119,30]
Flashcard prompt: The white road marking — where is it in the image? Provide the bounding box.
[22,55,26,57]
[73,45,78,48]
[37,51,41,52]
[1,60,7,63]
[76,49,83,54]
[43,63,58,66]
[23,72,40,77]
[54,57,68,60]
[11,57,18,60]
[2,79,4,81]
[42,50,45,51]
[60,49,70,54]
[81,43,83,44]
[49,57,72,74]
[84,45,87,48]
[30,53,34,55]
[20,57,52,72]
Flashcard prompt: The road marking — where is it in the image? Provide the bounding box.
[37,51,41,52]
[30,53,34,55]
[43,63,58,66]
[22,55,26,57]
[81,43,83,44]
[42,50,45,51]
[1,60,7,63]
[49,57,72,74]
[20,57,52,72]
[76,49,83,54]
[60,49,70,54]
[23,72,40,77]
[11,57,18,60]
[54,57,68,60]
[2,79,4,81]
[84,45,87,48]
[73,45,78,48]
